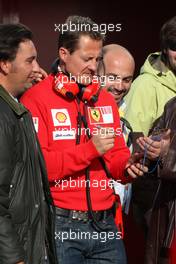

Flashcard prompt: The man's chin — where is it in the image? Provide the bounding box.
[109,93,121,104]
[24,82,33,90]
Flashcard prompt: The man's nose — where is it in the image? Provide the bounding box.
[88,60,97,73]
[114,79,124,90]
[32,60,40,72]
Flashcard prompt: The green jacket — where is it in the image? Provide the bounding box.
[124,52,176,135]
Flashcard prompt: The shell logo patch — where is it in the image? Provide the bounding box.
[56,112,67,123]
[51,109,71,126]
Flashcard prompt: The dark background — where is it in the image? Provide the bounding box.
[0,0,175,76]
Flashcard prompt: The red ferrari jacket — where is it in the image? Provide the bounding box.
[21,74,130,211]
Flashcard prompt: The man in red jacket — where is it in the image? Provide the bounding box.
[21,15,147,264]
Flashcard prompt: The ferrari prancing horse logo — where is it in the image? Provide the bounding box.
[90,108,101,122]
[88,106,113,124]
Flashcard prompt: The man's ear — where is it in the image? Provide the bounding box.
[59,47,70,63]
[0,60,12,75]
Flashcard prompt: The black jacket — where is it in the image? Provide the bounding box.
[145,97,176,264]
[0,86,57,264]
